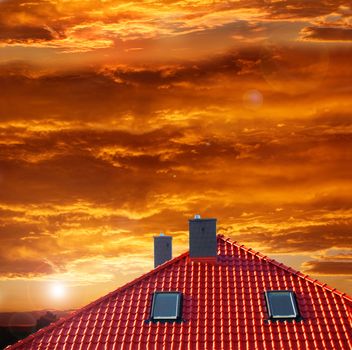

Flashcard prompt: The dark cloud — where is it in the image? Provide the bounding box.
[0,24,58,43]
[302,261,352,275]
[102,51,245,85]
[235,221,352,254]
[313,112,352,127]
[301,26,352,41]
[0,0,63,44]
[0,259,55,278]
[263,0,348,19]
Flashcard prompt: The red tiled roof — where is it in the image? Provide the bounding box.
[7,235,352,349]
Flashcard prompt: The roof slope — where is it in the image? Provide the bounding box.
[7,236,352,350]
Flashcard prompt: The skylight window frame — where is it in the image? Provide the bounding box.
[265,290,300,320]
[150,291,183,322]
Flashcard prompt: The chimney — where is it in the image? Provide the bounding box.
[154,233,172,268]
[189,215,217,260]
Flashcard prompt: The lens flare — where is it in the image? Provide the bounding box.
[243,89,263,110]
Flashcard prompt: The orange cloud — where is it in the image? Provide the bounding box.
[0,1,351,311]
[0,0,349,54]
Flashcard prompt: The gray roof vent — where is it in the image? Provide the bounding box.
[154,234,172,268]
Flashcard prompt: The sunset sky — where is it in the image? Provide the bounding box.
[0,0,351,313]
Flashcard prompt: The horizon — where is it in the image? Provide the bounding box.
[0,0,351,313]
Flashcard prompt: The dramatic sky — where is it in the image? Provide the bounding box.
[0,0,351,313]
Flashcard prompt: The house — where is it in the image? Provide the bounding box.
[6,216,352,349]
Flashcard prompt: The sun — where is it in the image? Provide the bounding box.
[50,283,66,299]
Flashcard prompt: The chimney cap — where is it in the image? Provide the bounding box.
[189,217,217,222]
[159,232,165,236]
[194,214,201,219]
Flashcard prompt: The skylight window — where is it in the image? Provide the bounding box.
[265,291,299,319]
[151,292,182,321]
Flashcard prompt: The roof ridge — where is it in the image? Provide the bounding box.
[218,235,352,303]
[6,250,190,350]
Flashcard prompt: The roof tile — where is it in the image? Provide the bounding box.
[5,236,352,350]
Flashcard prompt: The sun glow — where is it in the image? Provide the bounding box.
[50,283,66,299]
